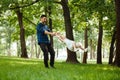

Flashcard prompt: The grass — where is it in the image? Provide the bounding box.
[0,56,120,80]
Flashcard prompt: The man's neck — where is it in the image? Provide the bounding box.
[40,21,46,24]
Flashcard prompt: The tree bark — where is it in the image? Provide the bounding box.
[97,14,103,64]
[30,35,34,58]
[17,41,21,57]
[114,0,120,67]
[48,6,54,47]
[16,9,28,58]
[61,0,79,63]
[90,39,92,59]
[109,30,116,64]
[83,26,88,63]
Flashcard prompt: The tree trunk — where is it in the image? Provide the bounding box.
[90,39,95,59]
[17,41,21,57]
[44,4,54,47]
[7,25,12,56]
[83,26,88,63]
[16,9,28,58]
[35,37,40,58]
[61,0,79,63]
[48,6,54,47]
[114,0,120,67]
[30,35,34,58]
[97,14,103,64]
[109,30,116,64]
[90,39,92,59]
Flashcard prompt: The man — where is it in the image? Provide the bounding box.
[36,15,56,68]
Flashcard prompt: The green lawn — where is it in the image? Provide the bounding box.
[0,56,120,80]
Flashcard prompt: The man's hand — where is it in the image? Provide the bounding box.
[44,30,56,36]
[51,32,56,36]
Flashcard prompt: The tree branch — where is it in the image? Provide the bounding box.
[53,1,61,4]
[9,0,41,10]
[23,16,37,26]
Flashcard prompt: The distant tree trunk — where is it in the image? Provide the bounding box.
[97,14,103,64]
[34,35,41,58]
[90,39,95,59]
[7,41,11,56]
[61,0,79,63]
[113,0,120,67]
[30,35,34,58]
[16,9,28,58]
[93,47,96,59]
[102,48,105,58]
[109,30,116,64]
[7,25,12,56]
[83,26,88,63]
[17,41,21,57]
[56,46,59,58]
[90,39,96,59]
[90,39,92,59]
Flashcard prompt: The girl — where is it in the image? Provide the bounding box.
[55,32,88,52]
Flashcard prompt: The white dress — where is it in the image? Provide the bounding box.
[62,38,87,52]
[63,38,76,52]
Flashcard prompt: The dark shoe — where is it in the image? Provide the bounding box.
[45,65,49,68]
[45,66,49,69]
[50,66,56,69]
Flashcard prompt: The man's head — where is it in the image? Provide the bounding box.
[40,15,47,24]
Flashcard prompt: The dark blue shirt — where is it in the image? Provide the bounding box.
[37,23,50,44]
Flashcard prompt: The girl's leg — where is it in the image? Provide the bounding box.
[76,42,84,50]
[76,42,88,52]
[73,42,77,51]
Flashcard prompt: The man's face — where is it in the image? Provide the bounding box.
[41,17,47,24]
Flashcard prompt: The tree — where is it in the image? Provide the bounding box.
[97,13,103,64]
[15,7,28,58]
[60,0,79,63]
[109,29,116,64]
[83,26,88,63]
[113,0,120,67]
[8,0,40,58]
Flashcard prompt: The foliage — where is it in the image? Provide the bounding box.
[0,0,116,59]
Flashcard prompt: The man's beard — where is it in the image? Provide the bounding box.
[43,21,47,24]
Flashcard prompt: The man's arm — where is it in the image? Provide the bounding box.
[55,34,65,42]
[44,30,56,36]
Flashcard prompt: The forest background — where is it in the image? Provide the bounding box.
[0,0,120,67]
